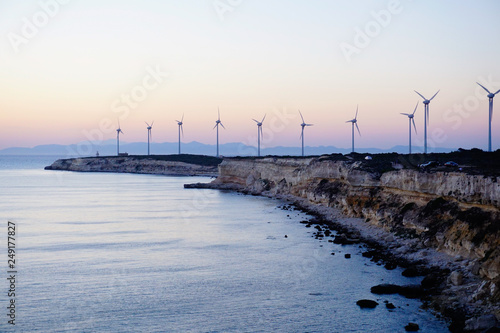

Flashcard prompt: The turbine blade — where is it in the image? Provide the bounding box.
[259,126,263,140]
[145,121,150,127]
[494,89,500,96]
[213,123,218,130]
[412,118,417,134]
[414,90,426,100]
[476,82,492,94]
[413,101,418,115]
[300,128,303,140]
[252,119,259,123]
[429,90,440,101]
[400,113,410,116]
[261,114,266,123]
[181,125,184,137]
[220,122,226,129]
[299,110,305,123]
[355,123,361,136]
[355,105,358,120]
[218,107,221,120]
[151,121,154,127]
[306,124,313,126]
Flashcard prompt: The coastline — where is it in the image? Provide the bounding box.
[185,154,500,333]
[46,153,500,331]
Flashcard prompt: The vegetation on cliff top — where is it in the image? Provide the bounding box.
[70,154,223,167]
[230,149,500,177]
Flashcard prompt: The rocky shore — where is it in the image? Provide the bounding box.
[186,154,500,332]
[45,154,221,177]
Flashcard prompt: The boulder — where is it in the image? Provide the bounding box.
[356,299,379,308]
[371,284,400,295]
[449,271,463,286]
[404,323,419,331]
[464,314,498,332]
[386,302,396,309]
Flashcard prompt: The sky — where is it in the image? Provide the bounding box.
[1,0,500,152]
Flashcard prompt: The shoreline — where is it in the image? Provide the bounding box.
[185,180,499,332]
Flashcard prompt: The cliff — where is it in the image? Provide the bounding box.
[188,154,500,330]
[45,155,221,177]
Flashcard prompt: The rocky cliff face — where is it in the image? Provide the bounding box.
[212,157,500,282]
[45,156,218,176]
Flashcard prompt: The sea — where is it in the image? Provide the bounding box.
[0,155,450,332]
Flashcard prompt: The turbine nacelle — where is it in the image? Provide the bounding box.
[415,90,440,104]
[477,82,500,99]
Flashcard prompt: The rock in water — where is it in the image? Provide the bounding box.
[404,322,419,331]
[356,299,379,308]
[371,284,400,295]
[386,302,396,309]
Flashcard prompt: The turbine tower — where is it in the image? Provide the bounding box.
[253,115,266,157]
[400,102,418,154]
[116,121,124,156]
[213,108,225,157]
[145,121,154,155]
[299,110,313,157]
[176,115,184,155]
[346,106,361,153]
[476,82,500,152]
[415,89,439,154]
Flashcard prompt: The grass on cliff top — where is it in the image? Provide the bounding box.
[79,154,222,167]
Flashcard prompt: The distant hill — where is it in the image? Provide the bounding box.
[0,141,458,157]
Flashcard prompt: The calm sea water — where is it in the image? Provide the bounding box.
[0,156,449,332]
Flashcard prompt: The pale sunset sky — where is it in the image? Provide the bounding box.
[1,0,500,151]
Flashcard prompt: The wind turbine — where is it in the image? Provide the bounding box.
[176,115,184,155]
[253,115,266,157]
[476,82,500,152]
[400,102,419,154]
[346,106,361,153]
[415,89,439,154]
[145,121,154,155]
[299,110,313,156]
[213,108,225,157]
[116,121,124,156]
